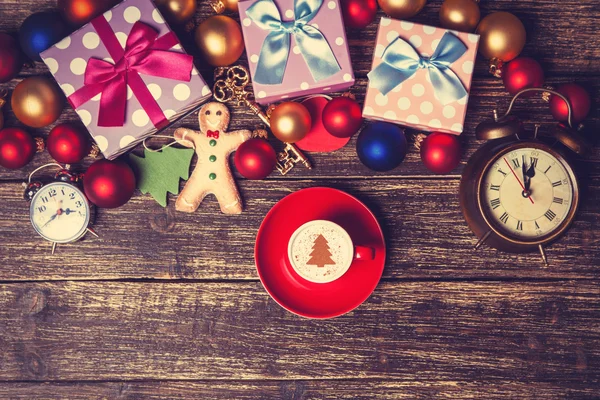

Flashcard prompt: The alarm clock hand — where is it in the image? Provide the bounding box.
[41,213,59,228]
[522,155,529,188]
[503,157,534,204]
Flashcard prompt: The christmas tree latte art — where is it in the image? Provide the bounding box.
[287,220,355,284]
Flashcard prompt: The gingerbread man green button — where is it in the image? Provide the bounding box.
[174,102,252,214]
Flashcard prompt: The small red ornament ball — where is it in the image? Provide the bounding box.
[420,132,461,174]
[234,138,277,180]
[0,33,23,83]
[83,159,136,208]
[502,57,545,96]
[0,128,36,169]
[341,0,378,29]
[549,83,591,124]
[322,96,363,138]
[47,123,91,164]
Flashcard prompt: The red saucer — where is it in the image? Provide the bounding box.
[255,187,386,319]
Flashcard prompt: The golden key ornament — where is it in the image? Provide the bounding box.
[213,65,312,175]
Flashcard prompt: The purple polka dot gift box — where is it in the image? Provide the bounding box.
[363,17,479,135]
[238,0,355,105]
[40,0,212,159]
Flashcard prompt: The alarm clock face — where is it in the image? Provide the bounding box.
[30,182,91,243]
[479,145,577,243]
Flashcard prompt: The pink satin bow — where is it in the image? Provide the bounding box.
[68,18,194,128]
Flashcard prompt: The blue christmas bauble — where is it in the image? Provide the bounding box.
[356,122,407,171]
[19,12,68,61]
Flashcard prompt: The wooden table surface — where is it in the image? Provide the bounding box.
[1,0,599,398]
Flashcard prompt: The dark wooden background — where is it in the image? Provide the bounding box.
[1,0,599,398]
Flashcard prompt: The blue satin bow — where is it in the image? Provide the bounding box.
[368,31,468,105]
[246,0,341,85]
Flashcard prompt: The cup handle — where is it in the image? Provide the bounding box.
[354,245,375,261]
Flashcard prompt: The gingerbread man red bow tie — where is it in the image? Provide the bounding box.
[206,130,220,139]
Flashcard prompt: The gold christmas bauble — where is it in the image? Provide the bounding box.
[439,0,480,32]
[195,15,244,67]
[476,12,526,62]
[154,0,197,24]
[270,102,312,144]
[377,0,427,19]
[11,77,64,128]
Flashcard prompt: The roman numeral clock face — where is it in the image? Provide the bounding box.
[480,147,576,241]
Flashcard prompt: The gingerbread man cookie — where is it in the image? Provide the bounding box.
[174,102,252,214]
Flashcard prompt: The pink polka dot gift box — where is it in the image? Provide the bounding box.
[238,0,355,105]
[363,17,479,135]
[40,0,212,159]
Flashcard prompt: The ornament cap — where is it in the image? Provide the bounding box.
[88,143,101,159]
[489,58,504,78]
[413,133,427,150]
[341,92,357,101]
[541,86,555,102]
[34,137,45,153]
[210,0,226,13]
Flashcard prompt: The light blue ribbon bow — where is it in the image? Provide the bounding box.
[246,0,341,85]
[368,31,468,105]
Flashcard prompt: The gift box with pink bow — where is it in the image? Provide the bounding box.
[40,0,212,159]
[238,0,355,105]
[363,18,479,135]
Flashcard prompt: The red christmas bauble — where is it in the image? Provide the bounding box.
[420,132,461,174]
[322,96,363,138]
[0,128,36,169]
[58,0,119,26]
[341,0,378,29]
[83,159,136,208]
[502,57,544,96]
[0,33,23,83]
[549,83,591,125]
[47,123,91,164]
[234,138,277,180]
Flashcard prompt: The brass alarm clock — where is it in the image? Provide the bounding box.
[460,88,589,265]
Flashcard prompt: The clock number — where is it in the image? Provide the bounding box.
[530,157,538,169]
[61,188,65,196]
[545,209,557,221]
[490,184,501,191]
[498,169,507,176]
[76,200,83,208]
[40,196,49,204]
[37,205,47,213]
[499,212,509,224]
[512,158,520,169]
[69,192,76,200]
[490,198,501,210]
[544,165,552,174]
[552,181,562,187]
[535,221,540,230]
[553,197,564,205]
[516,221,523,231]
[49,188,57,197]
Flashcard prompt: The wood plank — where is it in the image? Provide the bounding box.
[1,380,600,399]
[0,281,598,381]
[0,0,599,75]
[1,179,599,281]
[0,75,598,182]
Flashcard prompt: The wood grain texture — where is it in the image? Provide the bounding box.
[1,179,599,282]
[2,380,600,399]
[0,281,599,381]
[1,0,600,397]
